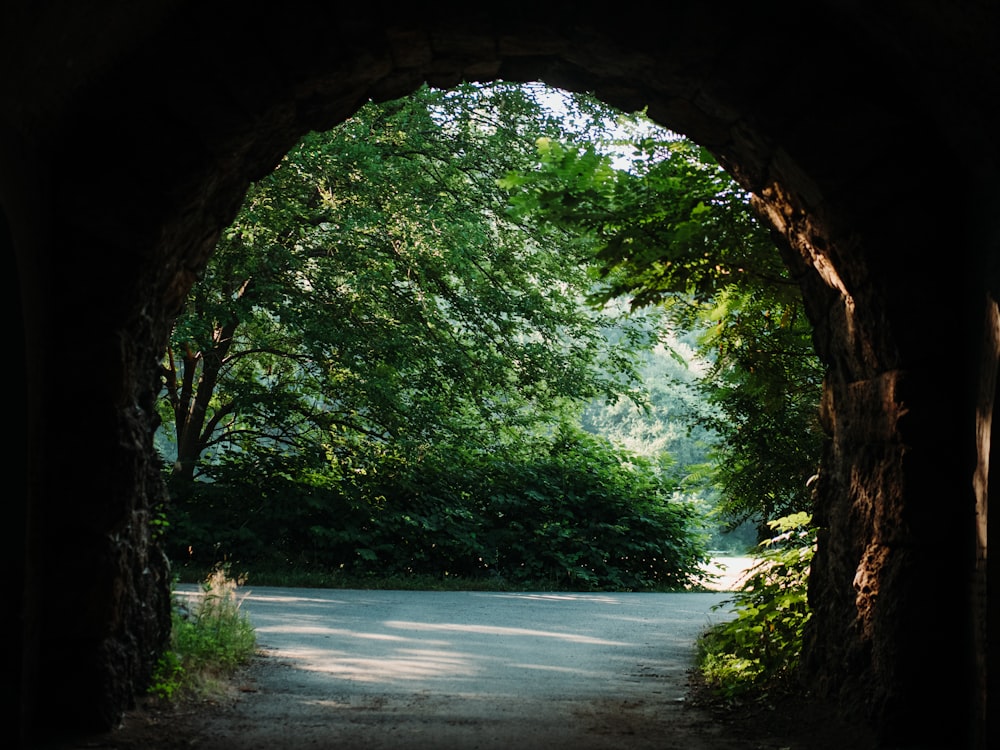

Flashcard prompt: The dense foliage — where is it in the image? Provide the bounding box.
[160,84,656,486]
[696,512,815,695]
[169,424,708,590]
[158,83,713,589]
[502,132,824,536]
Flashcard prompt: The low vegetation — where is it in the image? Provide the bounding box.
[696,512,815,696]
[167,425,711,592]
[148,565,257,702]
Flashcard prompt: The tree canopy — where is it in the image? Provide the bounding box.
[157,81,824,588]
[160,83,660,486]
[501,127,824,534]
[157,82,712,588]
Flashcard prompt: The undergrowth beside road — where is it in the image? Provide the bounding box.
[695,512,814,696]
[148,564,257,702]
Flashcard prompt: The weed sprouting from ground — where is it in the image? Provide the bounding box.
[149,563,257,701]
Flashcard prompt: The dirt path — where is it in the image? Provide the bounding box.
[57,653,876,750]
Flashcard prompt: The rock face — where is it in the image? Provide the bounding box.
[2,2,993,748]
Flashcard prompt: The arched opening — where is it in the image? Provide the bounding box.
[6,5,991,749]
[156,81,790,594]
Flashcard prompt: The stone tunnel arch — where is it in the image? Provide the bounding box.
[5,3,993,749]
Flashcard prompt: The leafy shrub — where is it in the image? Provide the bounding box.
[149,564,257,700]
[480,425,710,589]
[166,424,711,591]
[696,511,815,696]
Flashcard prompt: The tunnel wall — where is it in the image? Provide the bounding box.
[2,2,993,747]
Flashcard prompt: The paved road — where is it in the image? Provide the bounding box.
[175,586,746,749]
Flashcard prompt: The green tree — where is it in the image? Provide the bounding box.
[503,129,824,535]
[160,83,657,489]
[158,83,717,587]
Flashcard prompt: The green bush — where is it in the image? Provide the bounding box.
[165,425,711,591]
[149,564,257,701]
[696,512,815,696]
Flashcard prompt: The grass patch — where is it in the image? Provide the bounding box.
[149,563,257,701]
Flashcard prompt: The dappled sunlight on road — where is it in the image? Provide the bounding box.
[487,592,622,604]
[241,593,358,605]
[277,646,482,682]
[220,588,739,696]
[159,588,748,749]
[205,588,740,695]
[254,624,450,645]
[383,620,629,646]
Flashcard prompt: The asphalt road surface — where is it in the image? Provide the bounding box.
[174,584,750,750]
